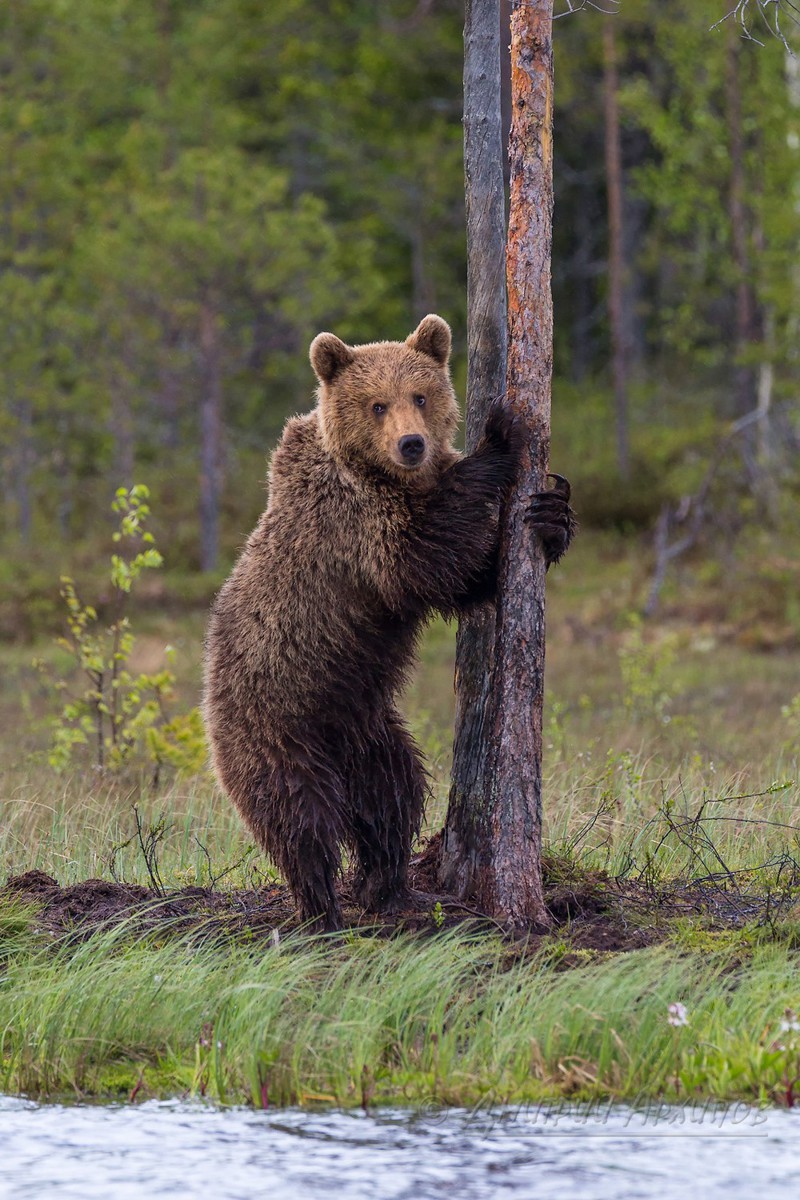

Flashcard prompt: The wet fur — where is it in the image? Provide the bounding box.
[204,316,574,929]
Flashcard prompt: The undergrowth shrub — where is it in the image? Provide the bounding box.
[35,485,207,786]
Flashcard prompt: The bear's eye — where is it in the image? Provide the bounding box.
[413,394,426,407]
[372,402,386,416]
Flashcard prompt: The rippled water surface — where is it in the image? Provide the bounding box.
[2,1097,799,1199]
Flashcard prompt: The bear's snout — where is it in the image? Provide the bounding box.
[398,434,426,465]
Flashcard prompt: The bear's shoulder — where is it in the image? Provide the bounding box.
[275,410,322,459]
[268,411,327,490]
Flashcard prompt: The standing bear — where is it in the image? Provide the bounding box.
[204,315,575,929]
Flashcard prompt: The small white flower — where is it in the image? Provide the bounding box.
[153,974,163,984]
[779,1009,800,1033]
[667,1002,688,1027]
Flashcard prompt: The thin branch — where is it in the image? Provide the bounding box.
[133,805,167,897]
[555,0,620,17]
[193,835,256,891]
[712,1,800,51]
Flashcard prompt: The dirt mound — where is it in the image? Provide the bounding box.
[1,852,718,955]
[3,870,298,943]
[4,867,501,944]
[6,873,151,924]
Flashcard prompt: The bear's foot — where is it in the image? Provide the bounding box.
[296,898,343,933]
[298,913,343,934]
[353,875,413,916]
[356,884,450,917]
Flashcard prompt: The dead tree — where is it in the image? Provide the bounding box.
[440,0,556,929]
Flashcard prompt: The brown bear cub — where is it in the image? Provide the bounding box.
[204,315,575,930]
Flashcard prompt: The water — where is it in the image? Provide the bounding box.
[1,1097,799,1199]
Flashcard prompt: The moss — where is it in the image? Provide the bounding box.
[92,1058,194,1101]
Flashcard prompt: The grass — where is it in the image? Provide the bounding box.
[3,555,799,891]
[1,529,800,1106]
[2,756,799,900]
[2,913,800,1108]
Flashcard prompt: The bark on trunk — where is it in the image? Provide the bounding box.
[499,0,513,192]
[603,14,630,479]
[440,0,554,930]
[439,0,508,900]
[199,300,223,573]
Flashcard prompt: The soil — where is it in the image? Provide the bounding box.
[2,840,771,955]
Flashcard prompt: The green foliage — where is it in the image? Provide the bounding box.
[781,693,800,758]
[620,0,799,370]
[0,0,464,557]
[0,0,798,566]
[618,614,678,723]
[37,485,206,781]
[550,379,725,532]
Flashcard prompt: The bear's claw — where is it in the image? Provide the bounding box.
[481,403,524,458]
[525,474,577,567]
[545,472,571,502]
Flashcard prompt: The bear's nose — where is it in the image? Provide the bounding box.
[398,434,425,463]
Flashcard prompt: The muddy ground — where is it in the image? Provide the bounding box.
[2,839,779,956]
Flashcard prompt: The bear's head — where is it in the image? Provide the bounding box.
[310,315,460,487]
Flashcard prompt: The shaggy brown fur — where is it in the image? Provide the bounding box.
[204,315,575,929]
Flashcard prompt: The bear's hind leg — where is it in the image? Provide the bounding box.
[349,714,427,915]
[256,761,347,931]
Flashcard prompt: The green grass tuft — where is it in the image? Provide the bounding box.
[2,920,800,1108]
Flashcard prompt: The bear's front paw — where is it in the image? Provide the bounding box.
[481,402,524,460]
[524,473,577,567]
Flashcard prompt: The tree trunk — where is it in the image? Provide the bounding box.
[499,0,512,192]
[14,396,33,542]
[725,23,758,418]
[439,0,508,899]
[602,14,630,479]
[199,300,223,573]
[440,0,554,930]
[110,337,135,487]
[160,323,181,451]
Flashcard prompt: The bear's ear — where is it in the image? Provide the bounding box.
[406,314,451,367]
[310,332,355,384]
